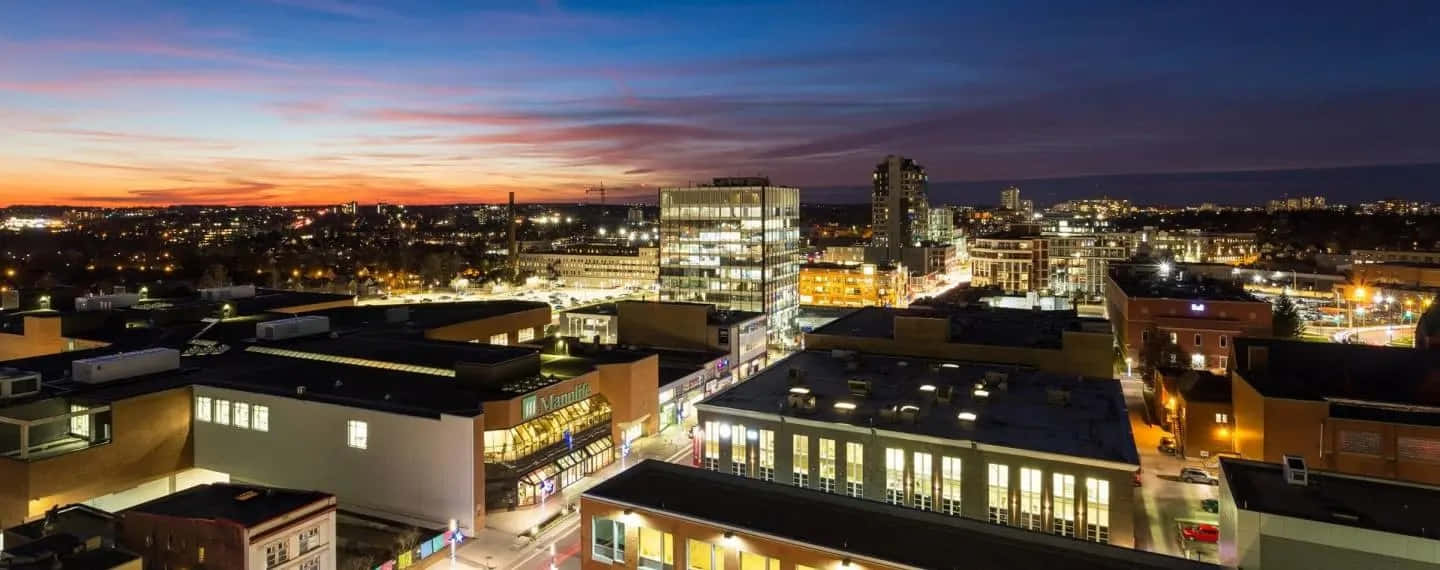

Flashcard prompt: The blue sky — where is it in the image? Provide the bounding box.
[1,0,1437,204]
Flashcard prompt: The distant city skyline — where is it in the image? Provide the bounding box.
[2,1,1439,206]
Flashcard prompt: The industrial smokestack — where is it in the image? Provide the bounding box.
[508,192,518,277]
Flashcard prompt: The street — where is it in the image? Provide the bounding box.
[1121,377,1221,562]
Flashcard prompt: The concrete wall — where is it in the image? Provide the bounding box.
[193,387,482,533]
[1232,374,1267,461]
[1228,509,1440,569]
[617,302,710,349]
[696,408,1137,548]
[597,356,660,442]
[424,306,550,345]
[1326,418,1440,485]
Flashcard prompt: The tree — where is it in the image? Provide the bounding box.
[1272,293,1305,338]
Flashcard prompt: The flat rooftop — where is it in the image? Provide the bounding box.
[124,483,332,528]
[1234,337,1440,405]
[812,306,1108,349]
[701,351,1139,466]
[1222,458,1440,539]
[587,461,1214,570]
[1108,265,1260,302]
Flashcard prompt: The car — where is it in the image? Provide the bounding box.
[1182,524,1219,543]
[1158,437,1179,456]
[1179,467,1218,485]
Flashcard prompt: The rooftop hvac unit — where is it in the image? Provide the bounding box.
[1283,455,1308,486]
[256,316,331,340]
[72,348,180,384]
[74,293,141,312]
[786,393,816,412]
[199,284,257,301]
[847,378,872,399]
[0,368,42,399]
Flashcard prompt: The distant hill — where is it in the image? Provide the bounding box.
[804,162,1440,206]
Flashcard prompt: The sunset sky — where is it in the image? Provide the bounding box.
[2,1,1438,206]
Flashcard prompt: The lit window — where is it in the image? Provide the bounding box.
[988,463,1010,525]
[518,328,535,343]
[687,539,719,570]
[1085,478,1111,543]
[347,420,368,449]
[1169,332,1178,344]
[845,442,864,497]
[253,405,269,432]
[638,527,673,570]
[591,517,625,563]
[740,551,780,570]
[758,430,775,482]
[299,527,321,553]
[702,422,720,471]
[489,333,508,345]
[1215,413,1229,424]
[1190,353,1206,370]
[941,457,962,516]
[216,400,232,426]
[818,438,837,493]
[913,452,933,511]
[264,541,288,568]
[299,558,319,570]
[234,402,251,429]
[1019,468,1043,530]
[792,434,810,487]
[196,396,212,422]
[884,447,905,504]
[1053,474,1076,536]
[69,405,90,438]
[731,424,748,476]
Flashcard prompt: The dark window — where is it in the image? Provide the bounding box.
[718,328,730,346]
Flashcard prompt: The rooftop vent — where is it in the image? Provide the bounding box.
[833,401,857,411]
[0,368,41,399]
[848,378,872,399]
[1283,454,1308,486]
[786,392,816,412]
[957,411,978,425]
[984,371,1009,384]
[256,315,331,341]
[72,348,180,384]
[899,404,920,424]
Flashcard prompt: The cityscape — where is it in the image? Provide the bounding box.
[2,2,1440,570]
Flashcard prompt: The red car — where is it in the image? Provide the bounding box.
[1182,524,1220,543]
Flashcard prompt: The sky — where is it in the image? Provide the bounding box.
[1,0,1439,206]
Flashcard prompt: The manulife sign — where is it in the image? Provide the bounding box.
[522,383,593,420]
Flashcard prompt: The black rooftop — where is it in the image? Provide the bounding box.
[124,483,332,528]
[1160,368,1231,404]
[1233,337,1440,405]
[702,351,1140,466]
[1107,264,1260,302]
[812,306,1107,349]
[1222,457,1440,540]
[587,461,1215,570]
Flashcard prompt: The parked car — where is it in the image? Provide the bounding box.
[1201,499,1220,514]
[1182,524,1220,543]
[1179,467,1218,485]
[1159,437,1179,456]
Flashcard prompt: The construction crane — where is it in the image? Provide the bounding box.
[585,185,606,205]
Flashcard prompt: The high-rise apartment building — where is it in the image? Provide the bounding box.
[872,155,929,261]
[659,177,801,346]
[1000,185,1022,211]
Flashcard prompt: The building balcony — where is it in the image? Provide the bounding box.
[0,401,113,462]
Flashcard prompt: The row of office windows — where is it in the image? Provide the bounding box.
[195,396,270,432]
[593,517,823,570]
[263,525,325,569]
[701,423,1112,543]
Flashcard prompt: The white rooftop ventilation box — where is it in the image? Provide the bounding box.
[256,315,331,341]
[0,368,42,399]
[73,348,181,384]
[199,284,257,301]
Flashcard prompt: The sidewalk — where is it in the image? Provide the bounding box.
[444,424,696,569]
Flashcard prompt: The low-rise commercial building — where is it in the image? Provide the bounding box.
[1131,229,1257,264]
[1231,337,1440,486]
[1,504,140,570]
[0,301,661,536]
[1220,457,1440,569]
[806,306,1114,378]
[518,244,659,289]
[695,350,1142,547]
[560,301,766,380]
[1350,261,1440,290]
[970,232,1046,293]
[1352,248,1440,265]
[1106,264,1272,374]
[798,262,909,308]
[119,483,336,570]
[582,460,1214,570]
[1155,368,1235,460]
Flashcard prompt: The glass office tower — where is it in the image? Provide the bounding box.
[659,177,800,347]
